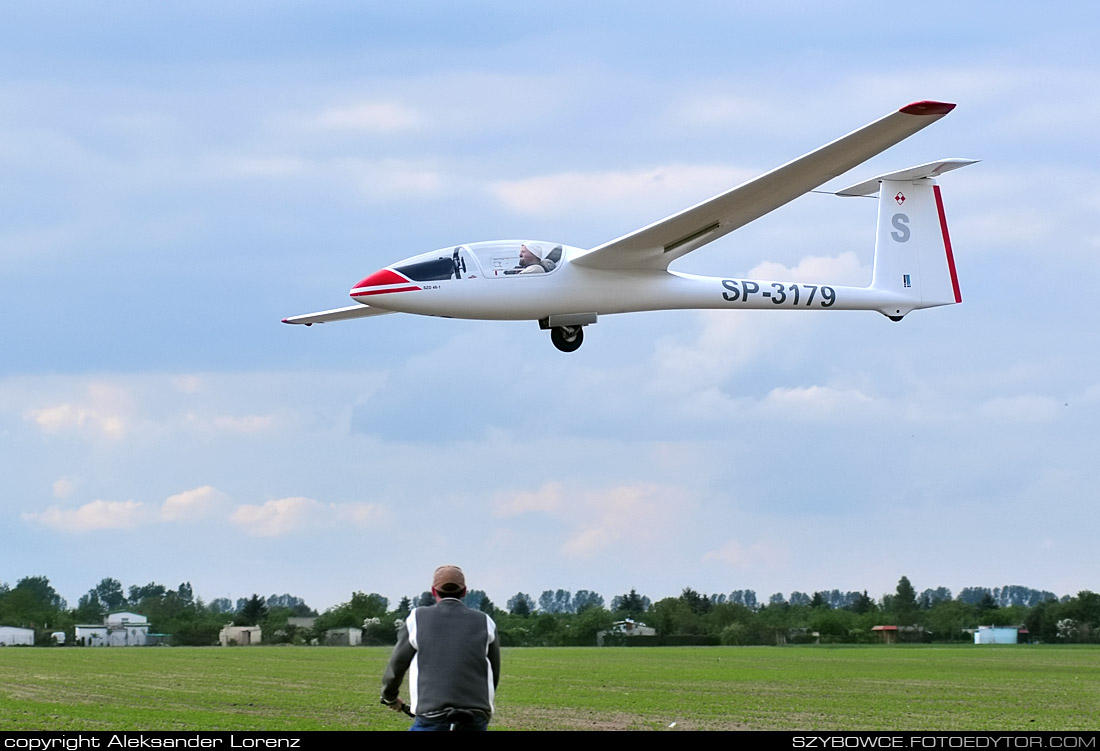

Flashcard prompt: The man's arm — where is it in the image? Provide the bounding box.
[381,618,416,704]
[487,620,501,689]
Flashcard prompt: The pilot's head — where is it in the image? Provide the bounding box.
[431,564,467,601]
[519,244,542,267]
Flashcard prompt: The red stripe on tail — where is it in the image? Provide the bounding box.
[933,185,962,304]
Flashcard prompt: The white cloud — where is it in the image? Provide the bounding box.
[230,496,388,537]
[761,385,878,417]
[23,499,148,533]
[561,484,689,558]
[494,482,562,517]
[978,395,1062,423]
[230,497,319,537]
[491,164,753,220]
[704,539,789,570]
[311,101,425,132]
[748,251,869,287]
[24,382,133,438]
[648,310,797,400]
[160,485,229,522]
[672,95,774,128]
[52,477,77,499]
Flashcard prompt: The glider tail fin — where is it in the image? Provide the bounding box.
[839,159,976,319]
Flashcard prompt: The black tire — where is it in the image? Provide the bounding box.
[550,326,584,352]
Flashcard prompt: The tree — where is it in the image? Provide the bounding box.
[573,590,604,613]
[893,576,918,625]
[236,594,268,626]
[538,589,573,614]
[611,589,650,618]
[507,593,534,617]
[130,582,166,606]
[849,591,875,614]
[679,588,711,615]
[789,591,811,607]
[93,578,128,611]
[975,592,999,618]
[729,590,758,609]
[207,598,232,614]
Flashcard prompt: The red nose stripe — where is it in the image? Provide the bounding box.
[354,269,409,289]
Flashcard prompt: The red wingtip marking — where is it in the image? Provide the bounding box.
[933,185,963,303]
[899,101,956,116]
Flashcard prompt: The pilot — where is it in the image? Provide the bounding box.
[506,244,549,274]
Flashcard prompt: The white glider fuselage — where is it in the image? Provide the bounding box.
[355,248,913,320]
[284,101,971,351]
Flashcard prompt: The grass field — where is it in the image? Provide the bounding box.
[1,645,1098,731]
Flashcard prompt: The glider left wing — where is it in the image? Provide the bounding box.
[572,101,956,272]
[282,304,395,325]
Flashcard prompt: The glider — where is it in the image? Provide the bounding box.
[284,101,974,352]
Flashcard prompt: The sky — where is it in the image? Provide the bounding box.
[2,2,1098,614]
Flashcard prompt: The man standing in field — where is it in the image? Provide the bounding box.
[381,565,501,731]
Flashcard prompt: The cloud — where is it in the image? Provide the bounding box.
[310,101,425,132]
[230,497,388,537]
[491,164,753,220]
[561,484,690,558]
[230,497,319,537]
[704,539,789,570]
[761,385,878,418]
[978,395,1062,423]
[494,482,562,517]
[160,485,229,522]
[24,382,133,438]
[52,477,77,499]
[748,251,869,287]
[23,500,148,533]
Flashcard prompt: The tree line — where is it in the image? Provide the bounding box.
[2,575,1097,646]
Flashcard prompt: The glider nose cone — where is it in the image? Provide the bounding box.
[350,269,407,298]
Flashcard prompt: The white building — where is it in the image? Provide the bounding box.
[105,612,149,646]
[219,625,262,646]
[75,612,150,646]
[75,625,109,646]
[974,626,1020,644]
[0,626,35,646]
[325,627,362,646]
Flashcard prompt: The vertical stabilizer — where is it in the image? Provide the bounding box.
[838,160,974,319]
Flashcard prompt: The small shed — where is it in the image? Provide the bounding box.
[974,626,1019,644]
[872,625,898,644]
[0,626,35,646]
[325,627,363,646]
[220,625,262,646]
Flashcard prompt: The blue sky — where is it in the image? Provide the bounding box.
[3,2,1098,612]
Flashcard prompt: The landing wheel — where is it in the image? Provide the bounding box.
[550,326,584,352]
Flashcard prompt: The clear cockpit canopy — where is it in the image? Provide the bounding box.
[391,241,573,281]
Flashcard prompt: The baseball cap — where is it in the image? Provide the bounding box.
[432,564,466,595]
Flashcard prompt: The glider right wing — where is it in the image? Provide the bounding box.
[572,101,957,272]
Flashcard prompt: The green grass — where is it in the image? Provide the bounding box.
[1,645,1098,731]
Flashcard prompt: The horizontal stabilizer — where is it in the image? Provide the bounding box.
[282,304,395,325]
[836,159,979,197]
